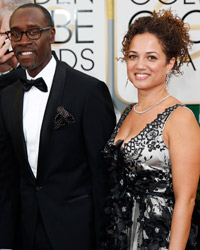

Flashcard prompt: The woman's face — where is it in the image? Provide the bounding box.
[126,33,175,92]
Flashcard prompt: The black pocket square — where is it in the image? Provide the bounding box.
[54,106,75,130]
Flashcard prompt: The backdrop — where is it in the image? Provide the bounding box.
[36,0,108,83]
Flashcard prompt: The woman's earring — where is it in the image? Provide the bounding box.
[125,78,130,89]
[166,73,170,85]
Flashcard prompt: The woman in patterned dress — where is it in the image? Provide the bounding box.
[101,9,200,250]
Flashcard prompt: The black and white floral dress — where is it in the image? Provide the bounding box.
[100,104,198,250]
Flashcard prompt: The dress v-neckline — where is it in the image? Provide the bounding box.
[112,103,183,150]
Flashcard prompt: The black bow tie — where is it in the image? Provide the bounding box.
[21,77,48,92]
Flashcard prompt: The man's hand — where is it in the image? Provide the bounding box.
[0,35,18,73]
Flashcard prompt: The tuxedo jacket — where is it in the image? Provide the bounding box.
[0,60,116,250]
[0,66,25,92]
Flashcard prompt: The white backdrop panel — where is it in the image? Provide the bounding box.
[36,0,108,83]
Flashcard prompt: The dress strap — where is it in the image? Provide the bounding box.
[109,104,134,140]
[118,104,134,126]
[157,104,185,130]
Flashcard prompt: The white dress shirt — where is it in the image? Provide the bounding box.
[23,56,56,177]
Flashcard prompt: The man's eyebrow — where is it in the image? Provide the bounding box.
[10,24,40,30]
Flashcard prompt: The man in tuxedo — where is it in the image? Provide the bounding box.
[0,3,116,250]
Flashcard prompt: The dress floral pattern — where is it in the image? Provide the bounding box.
[100,104,199,250]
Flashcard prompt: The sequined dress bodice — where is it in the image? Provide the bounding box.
[100,104,198,250]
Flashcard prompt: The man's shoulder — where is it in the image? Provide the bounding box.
[0,66,25,81]
[0,67,25,93]
[0,74,22,98]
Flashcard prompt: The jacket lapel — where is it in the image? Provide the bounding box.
[36,61,67,181]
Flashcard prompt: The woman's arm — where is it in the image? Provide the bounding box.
[166,107,200,250]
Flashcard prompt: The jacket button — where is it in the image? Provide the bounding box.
[35,186,42,192]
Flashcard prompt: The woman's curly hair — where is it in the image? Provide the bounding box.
[121,9,193,76]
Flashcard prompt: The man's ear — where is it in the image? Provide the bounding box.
[49,27,56,44]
